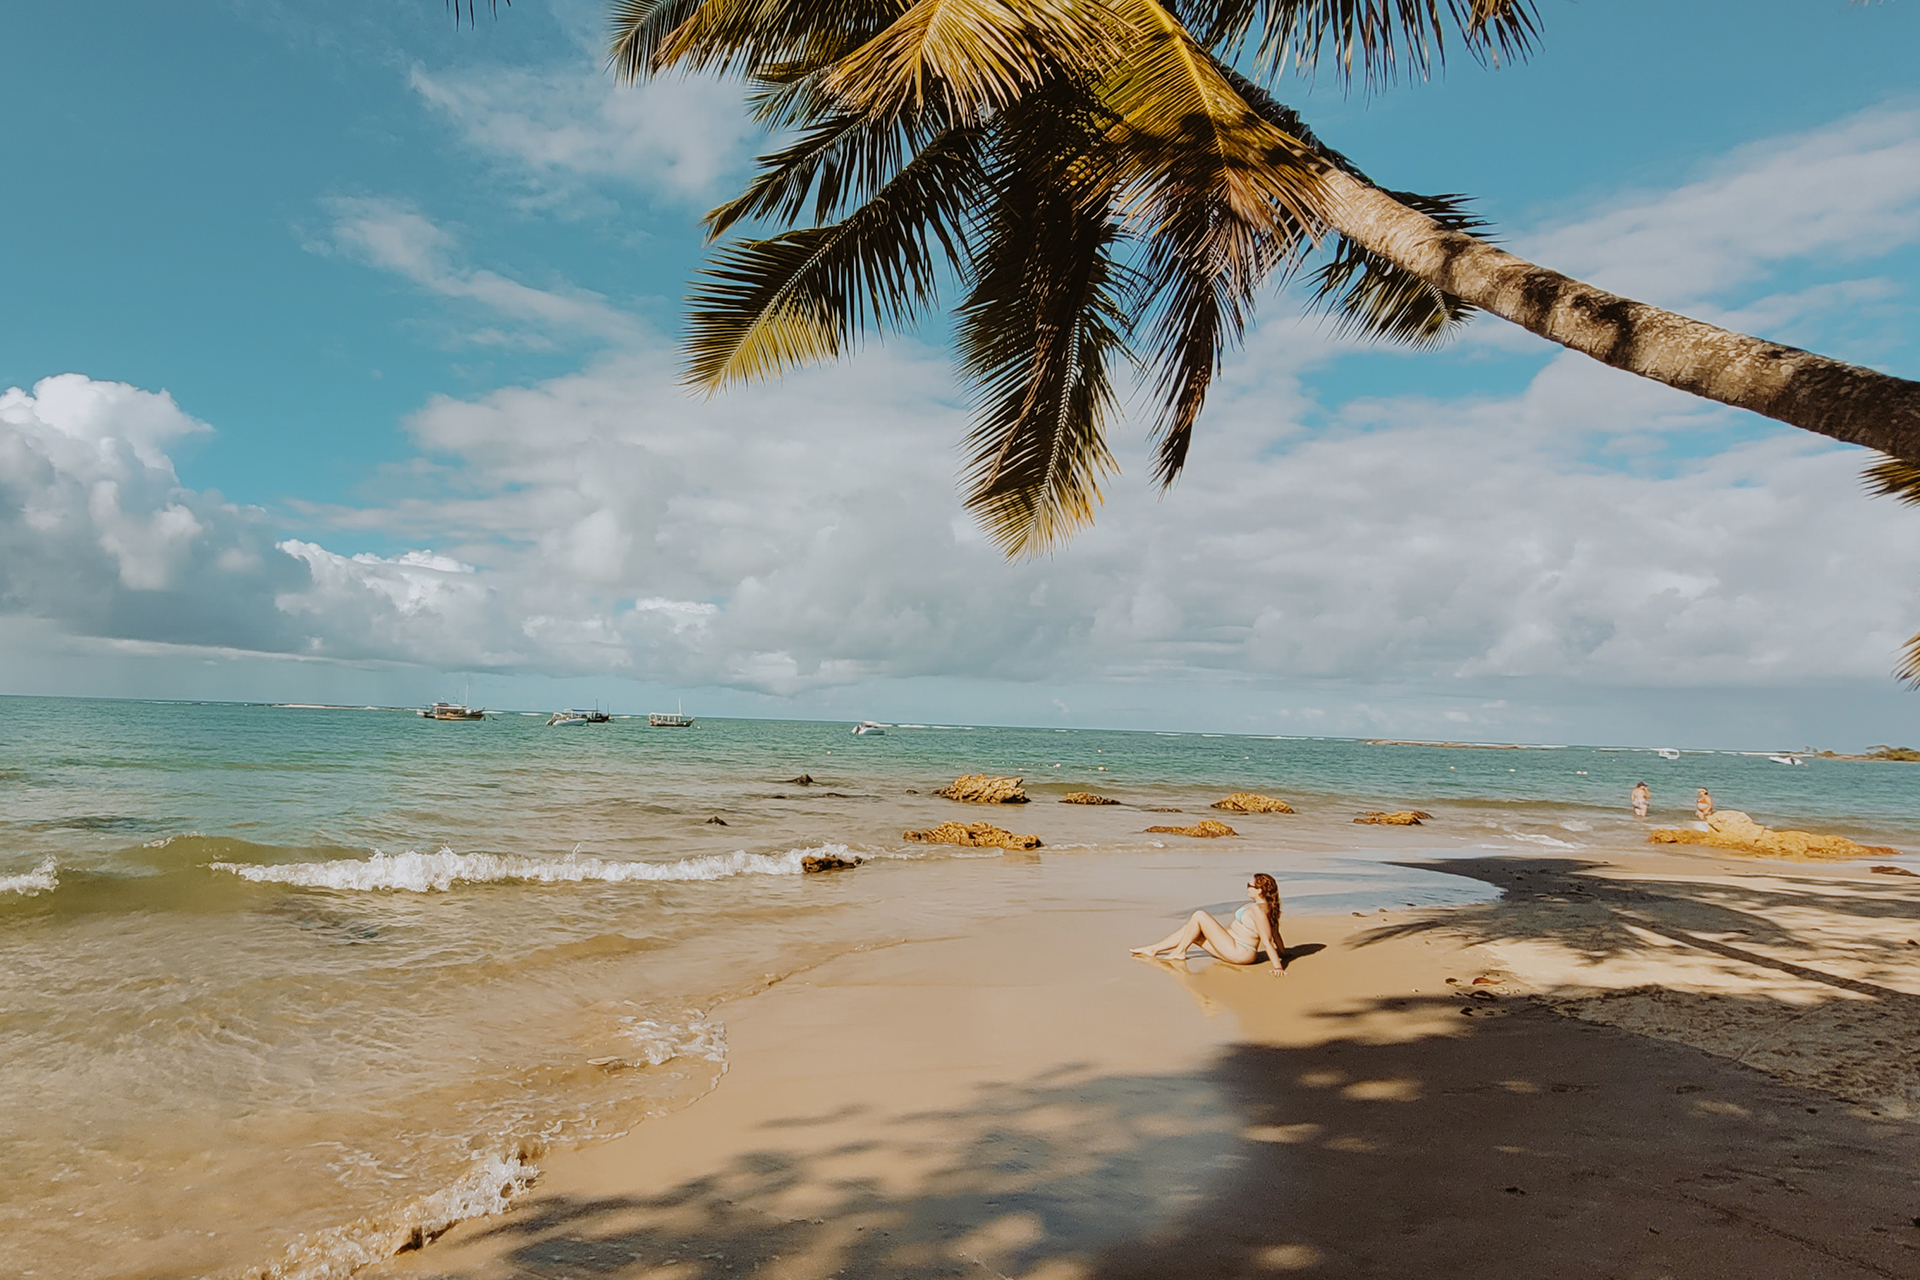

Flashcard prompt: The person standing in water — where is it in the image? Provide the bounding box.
[1696,788,1714,822]
[1132,874,1286,973]
[1631,782,1650,818]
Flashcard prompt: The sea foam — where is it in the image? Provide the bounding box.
[211,845,852,893]
[0,857,58,896]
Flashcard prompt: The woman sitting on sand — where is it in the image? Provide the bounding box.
[1131,873,1286,973]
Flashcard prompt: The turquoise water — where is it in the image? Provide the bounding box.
[4,695,1917,1279]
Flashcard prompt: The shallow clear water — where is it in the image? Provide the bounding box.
[3,696,1916,1278]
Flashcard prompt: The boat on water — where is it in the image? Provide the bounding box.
[548,708,611,726]
[1768,754,1808,766]
[851,721,887,736]
[420,701,486,721]
[648,706,694,727]
[1656,747,1681,760]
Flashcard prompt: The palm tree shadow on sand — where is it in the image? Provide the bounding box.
[402,858,1920,1280]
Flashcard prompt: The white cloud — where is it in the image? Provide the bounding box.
[0,375,308,648]
[320,196,643,342]
[409,62,759,208]
[1519,105,1920,310]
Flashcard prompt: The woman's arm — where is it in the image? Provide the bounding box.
[1257,913,1286,973]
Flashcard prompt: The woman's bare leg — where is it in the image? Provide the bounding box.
[1132,911,1256,963]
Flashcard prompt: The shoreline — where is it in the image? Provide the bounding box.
[365,847,1920,1280]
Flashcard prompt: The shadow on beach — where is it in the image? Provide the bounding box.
[384,856,1920,1280]
[412,1010,1920,1279]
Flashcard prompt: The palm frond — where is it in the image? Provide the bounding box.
[1101,0,1327,241]
[609,0,706,81]
[1899,629,1920,687]
[1184,0,1540,88]
[957,90,1131,557]
[644,0,902,82]
[1307,189,1485,345]
[819,0,1115,123]
[704,113,917,239]
[684,124,983,387]
[1864,454,1920,506]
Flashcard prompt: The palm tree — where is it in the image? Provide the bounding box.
[611,0,1920,558]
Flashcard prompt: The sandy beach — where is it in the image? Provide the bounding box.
[366,847,1920,1280]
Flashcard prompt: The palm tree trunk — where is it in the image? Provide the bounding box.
[1317,166,1920,463]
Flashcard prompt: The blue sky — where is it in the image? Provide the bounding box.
[3,0,1920,745]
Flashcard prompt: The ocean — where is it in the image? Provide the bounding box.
[5,695,1918,1279]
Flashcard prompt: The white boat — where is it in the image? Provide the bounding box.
[1767,754,1806,766]
[851,721,887,735]
[1656,747,1681,760]
[548,711,590,726]
[648,707,694,727]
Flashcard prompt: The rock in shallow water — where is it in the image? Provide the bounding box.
[1354,810,1432,825]
[1648,810,1897,861]
[800,852,865,873]
[902,821,1043,850]
[1144,819,1238,838]
[1211,793,1294,814]
[936,774,1030,803]
[1059,792,1119,805]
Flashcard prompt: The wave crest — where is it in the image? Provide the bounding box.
[0,857,59,896]
[210,845,851,892]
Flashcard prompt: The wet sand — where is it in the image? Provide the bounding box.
[369,851,1920,1280]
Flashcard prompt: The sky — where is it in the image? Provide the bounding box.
[3,0,1920,748]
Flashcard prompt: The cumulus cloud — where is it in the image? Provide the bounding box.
[0,375,309,650]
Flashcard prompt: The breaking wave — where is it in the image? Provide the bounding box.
[0,857,59,896]
[211,845,855,893]
[235,1145,541,1280]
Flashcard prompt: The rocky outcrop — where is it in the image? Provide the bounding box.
[704,815,728,826]
[1059,792,1119,805]
[937,774,1030,803]
[1144,819,1238,838]
[787,774,815,785]
[1648,810,1898,861]
[903,821,1043,851]
[800,852,864,873]
[1211,793,1294,814]
[1354,811,1433,825]
[1871,864,1918,876]
[1143,806,1182,813]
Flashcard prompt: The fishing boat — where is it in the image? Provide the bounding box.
[420,701,486,721]
[648,702,694,727]
[548,707,610,726]
[851,721,887,736]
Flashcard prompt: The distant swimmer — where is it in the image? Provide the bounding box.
[1631,782,1650,818]
[1696,788,1714,822]
[1132,873,1287,973]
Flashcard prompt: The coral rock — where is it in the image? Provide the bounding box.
[800,853,864,873]
[1211,793,1294,814]
[903,821,1043,851]
[1648,810,1898,861]
[1144,819,1238,838]
[936,774,1030,804]
[1060,792,1119,805]
[1354,811,1433,826]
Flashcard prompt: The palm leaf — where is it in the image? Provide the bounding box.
[1185,0,1541,88]
[957,89,1131,556]
[819,0,1106,123]
[1306,189,1485,345]
[1864,454,1920,506]
[684,124,983,387]
[609,0,706,80]
[704,113,916,239]
[1100,0,1328,241]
